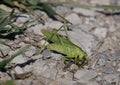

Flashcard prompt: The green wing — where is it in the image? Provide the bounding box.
[48,43,86,59]
[41,29,72,45]
[41,29,86,51]
[48,43,75,58]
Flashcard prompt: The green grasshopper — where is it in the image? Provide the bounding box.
[41,25,88,66]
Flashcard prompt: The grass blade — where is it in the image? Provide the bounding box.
[0,44,31,71]
[0,80,14,85]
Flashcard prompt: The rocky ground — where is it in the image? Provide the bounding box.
[0,0,120,85]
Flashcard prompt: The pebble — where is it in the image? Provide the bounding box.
[31,54,43,60]
[57,70,73,80]
[50,79,78,85]
[90,0,110,5]
[79,23,95,33]
[16,14,30,23]
[11,54,26,64]
[45,21,64,29]
[94,27,107,40]
[15,79,33,85]
[55,6,72,16]
[96,53,108,66]
[42,67,57,80]
[73,8,96,17]
[51,53,62,60]
[69,64,79,71]
[0,58,3,62]
[30,24,45,35]
[33,60,48,75]
[86,81,100,85]
[0,4,12,12]
[24,46,36,57]
[0,44,11,57]
[99,66,115,74]
[65,13,82,25]
[23,65,33,72]
[21,79,33,85]
[33,60,57,80]
[74,69,97,83]
[115,49,120,57]
[97,58,106,66]
[103,74,119,83]
[42,49,51,59]
[14,66,24,74]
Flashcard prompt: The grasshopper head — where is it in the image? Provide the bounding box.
[77,52,88,66]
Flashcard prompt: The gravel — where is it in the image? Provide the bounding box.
[103,74,120,84]
[65,13,82,25]
[0,44,11,57]
[73,8,96,17]
[14,66,24,74]
[0,0,120,84]
[94,27,108,40]
[74,69,97,83]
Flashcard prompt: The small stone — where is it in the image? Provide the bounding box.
[73,8,96,17]
[33,60,47,76]
[10,51,26,64]
[14,66,24,74]
[42,49,51,59]
[90,0,110,5]
[109,25,117,32]
[11,55,26,64]
[96,76,103,82]
[50,79,78,85]
[74,69,97,83]
[0,5,12,12]
[103,74,119,83]
[16,14,30,23]
[115,49,120,57]
[25,46,36,57]
[99,66,115,74]
[42,67,58,80]
[22,79,33,85]
[23,65,33,72]
[65,13,82,25]
[19,42,26,47]
[0,58,3,62]
[31,54,43,60]
[30,24,45,35]
[51,53,62,60]
[15,79,33,85]
[117,68,120,72]
[45,21,63,29]
[34,10,50,22]
[0,44,11,57]
[33,60,57,80]
[94,27,107,40]
[69,64,79,71]
[57,71,73,80]
[79,23,95,33]
[55,6,72,16]
[118,0,120,5]
[97,58,106,66]
[86,81,100,85]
